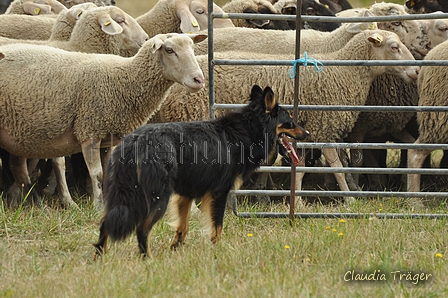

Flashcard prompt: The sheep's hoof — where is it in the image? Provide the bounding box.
[344,196,356,205]
[404,197,425,210]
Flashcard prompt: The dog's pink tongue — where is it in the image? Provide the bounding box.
[282,135,299,166]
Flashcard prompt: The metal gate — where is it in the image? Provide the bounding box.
[206,0,448,220]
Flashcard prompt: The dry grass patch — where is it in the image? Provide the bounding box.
[1,196,448,297]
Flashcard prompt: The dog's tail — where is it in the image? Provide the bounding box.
[100,142,148,242]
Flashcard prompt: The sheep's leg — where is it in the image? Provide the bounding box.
[294,151,306,209]
[170,195,194,250]
[321,148,355,204]
[51,157,77,208]
[407,139,431,208]
[346,132,364,186]
[81,139,104,211]
[7,155,39,208]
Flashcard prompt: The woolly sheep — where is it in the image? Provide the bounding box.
[405,0,448,14]
[5,0,67,15]
[0,14,56,39]
[0,6,148,54]
[337,2,432,190]
[1,5,149,207]
[420,14,448,47]
[193,9,378,55]
[152,30,420,206]
[222,0,291,30]
[0,2,96,40]
[407,39,448,207]
[0,33,206,209]
[136,0,234,38]
[272,0,341,31]
[57,0,114,8]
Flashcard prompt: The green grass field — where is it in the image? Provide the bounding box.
[1,196,448,297]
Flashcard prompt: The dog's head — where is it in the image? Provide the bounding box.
[249,85,309,166]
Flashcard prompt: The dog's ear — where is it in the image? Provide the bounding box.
[264,86,277,112]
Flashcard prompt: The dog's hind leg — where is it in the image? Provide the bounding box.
[169,195,194,250]
[93,219,108,260]
[136,195,171,258]
[201,192,227,244]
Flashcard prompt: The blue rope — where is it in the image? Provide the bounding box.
[288,52,324,78]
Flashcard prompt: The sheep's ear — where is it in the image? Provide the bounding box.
[69,3,98,20]
[244,8,270,28]
[186,34,207,44]
[176,1,201,33]
[346,21,377,33]
[23,3,52,15]
[264,86,277,112]
[281,4,297,15]
[99,15,123,35]
[148,36,165,54]
[368,33,384,47]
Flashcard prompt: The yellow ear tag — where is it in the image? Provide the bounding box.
[77,11,82,17]
[411,0,415,6]
[34,7,40,15]
[104,21,111,26]
[368,23,376,30]
[192,21,199,27]
[374,35,383,43]
[325,4,329,8]
[360,24,365,30]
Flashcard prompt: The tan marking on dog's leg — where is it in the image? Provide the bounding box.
[170,195,193,250]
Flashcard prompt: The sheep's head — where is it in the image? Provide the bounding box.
[149,33,207,93]
[367,31,420,83]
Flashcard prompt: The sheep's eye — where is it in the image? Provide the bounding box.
[165,47,174,54]
[115,18,125,24]
[306,7,315,15]
[390,44,399,51]
[196,8,204,14]
[391,21,401,26]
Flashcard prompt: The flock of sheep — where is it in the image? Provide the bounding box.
[0,0,447,210]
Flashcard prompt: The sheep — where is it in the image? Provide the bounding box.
[0,6,148,54]
[136,0,234,39]
[5,0,67,15]
[319,0,352,14]
[407,39,448,207]
[423,16,448,47]
[334,2,432,190]
[222,0,291,30]
[0,32,207,209]
[151,29,420,206]
[0,5,149,207]
[405,0,448,14]
[57,0,114,8]
[0,2,96,40]
[193,9,378,55]
[272,0,341,31]
[0,14,57,39]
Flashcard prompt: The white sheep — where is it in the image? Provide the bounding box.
[0,6,147,53]
[136,0,234,38]
[0,33,207,209]
[57,0,113,8]
[407,39,448,207]
[0,6,148,54]
[193,9,377,55]
[221,0,291,30]
[1,5,149,208]
[0,2,96,40]
[341,2,432,190]
[152,29,419,206]
[5,0,67,15]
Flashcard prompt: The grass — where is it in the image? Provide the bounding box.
[1,195,448,297]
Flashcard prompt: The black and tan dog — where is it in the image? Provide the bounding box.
[94,85,309,258]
